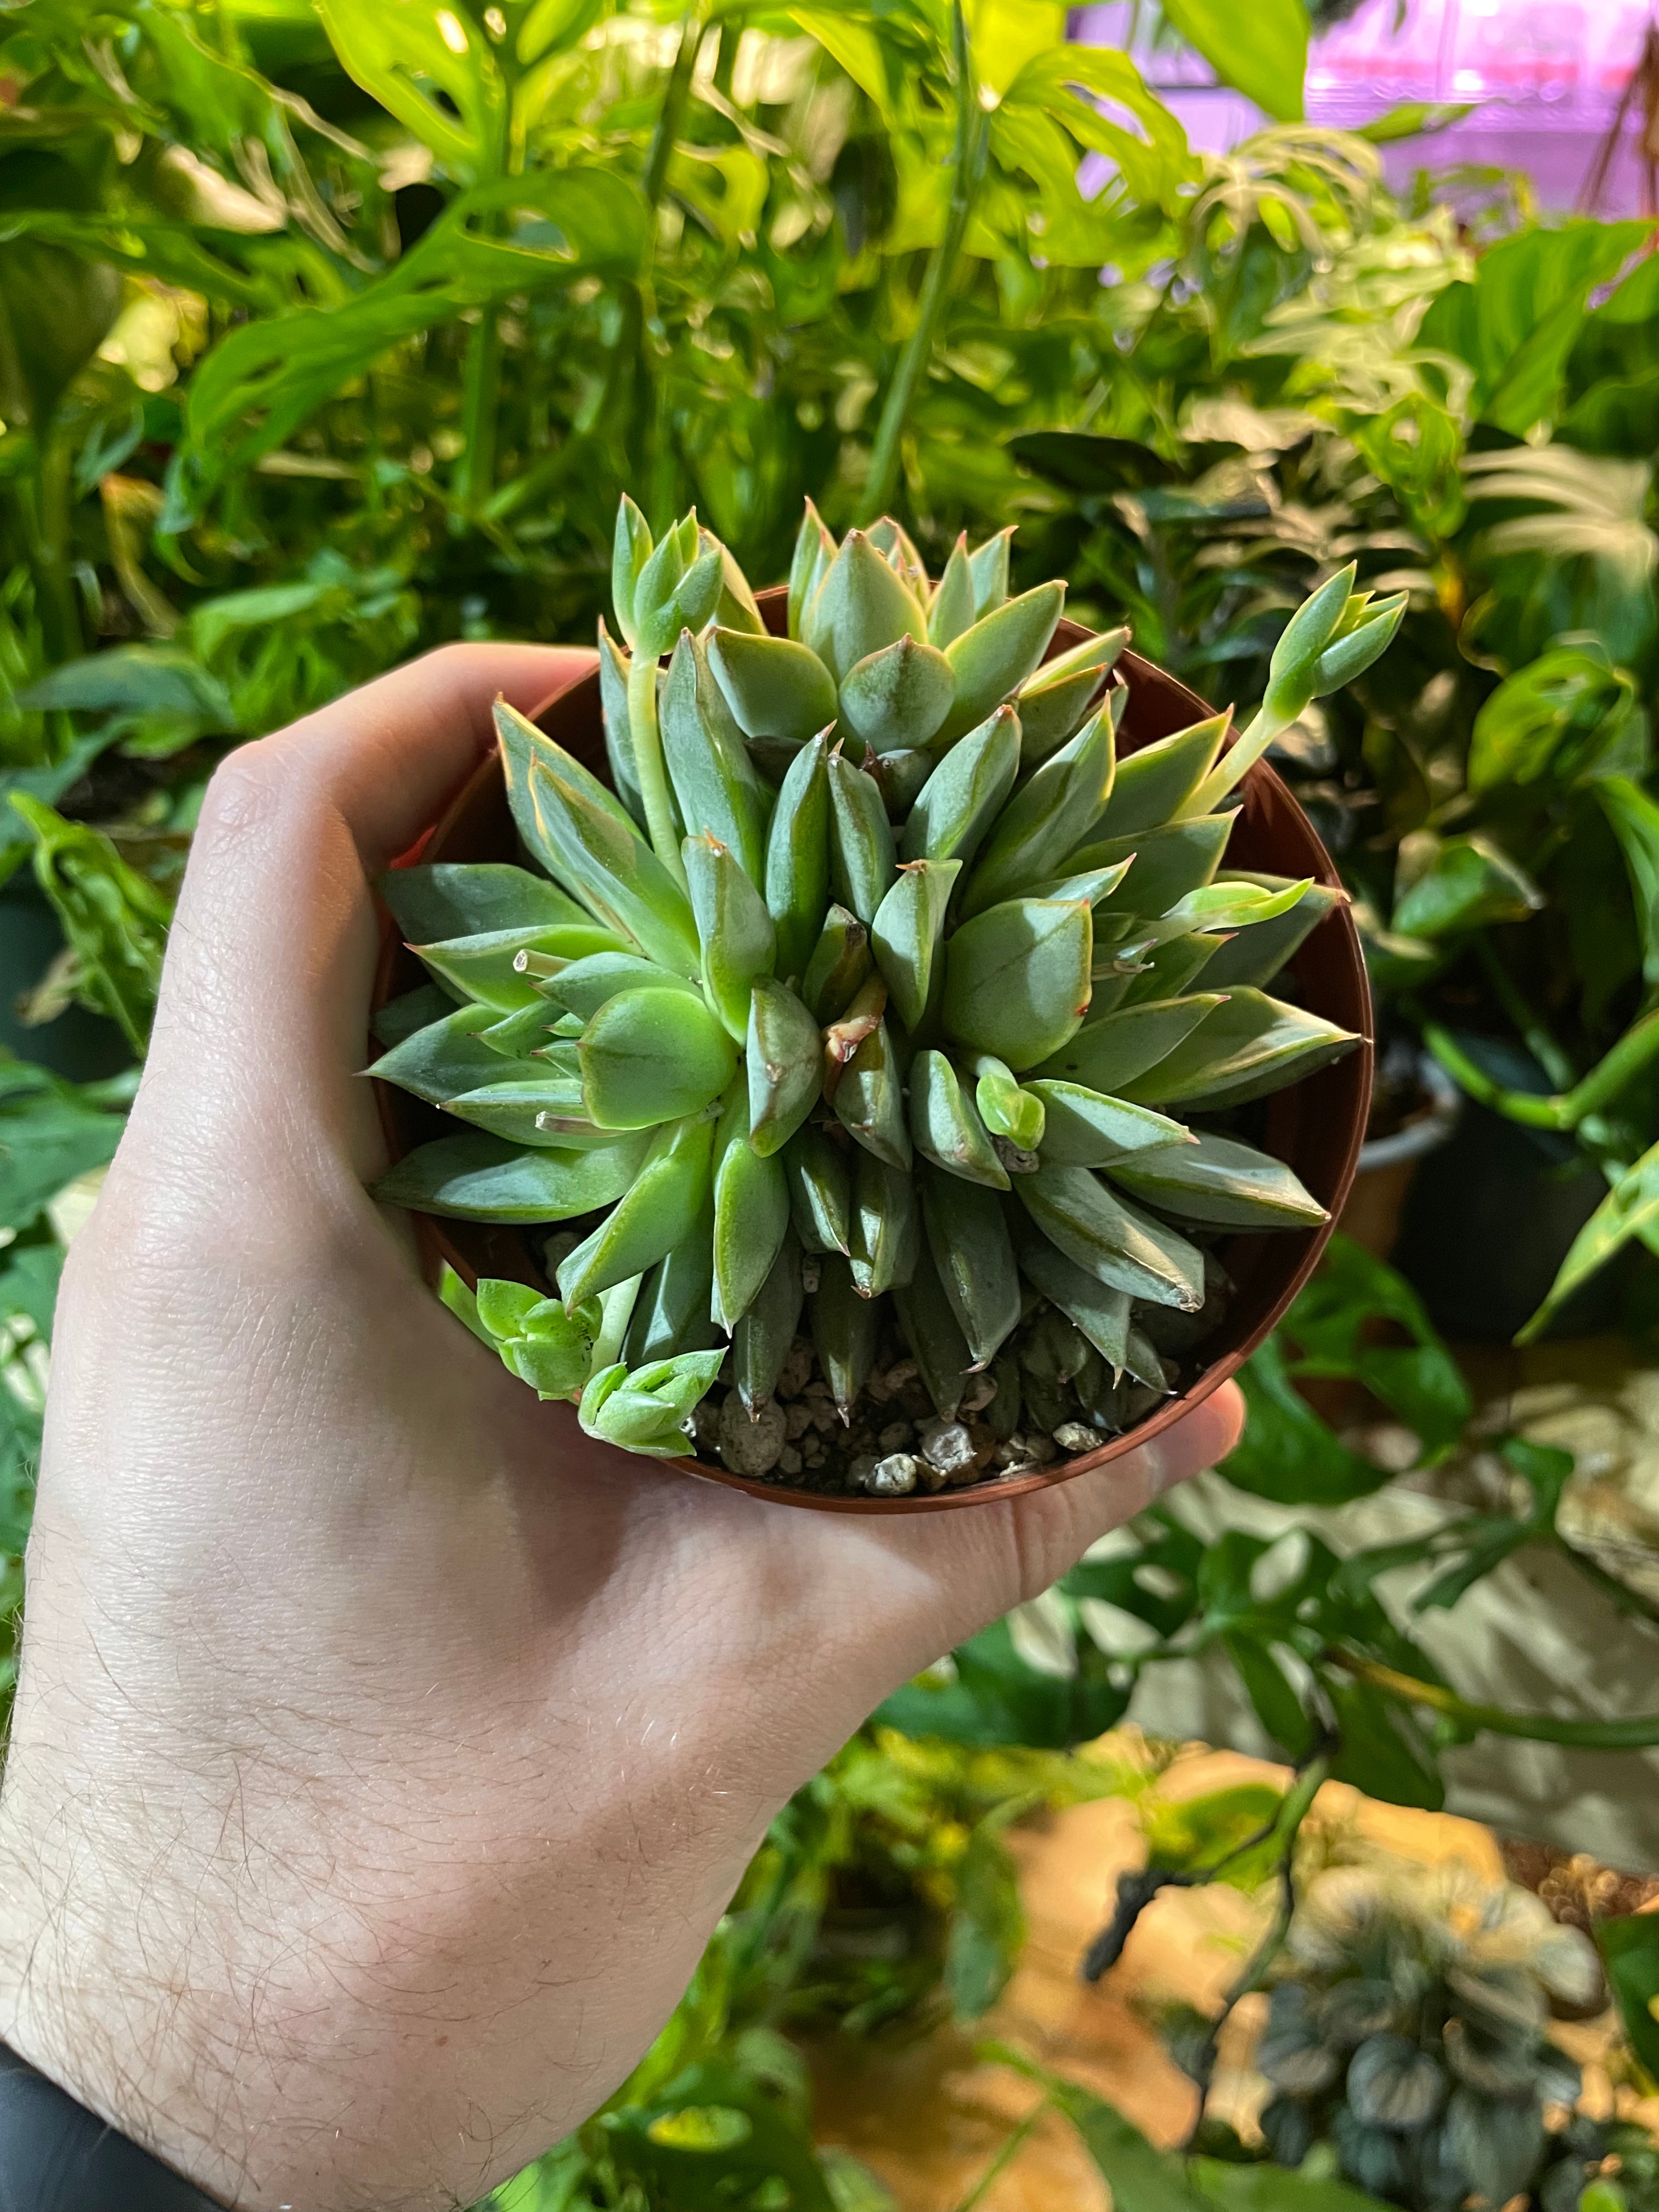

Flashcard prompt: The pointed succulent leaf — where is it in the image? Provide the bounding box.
[1017,1165,1205,1311]
[866,515,928,600]
[712,1087,790,1330]
[374,1130,648,1223]
[901,706,1020,866]
[747,978,823,1156]
[628,523,689,656]
[1158,874,1313,941]
[478,1279,601,1401]
[702,528,765,634]
[833,1016,911,1168]
[822,973,887,1094]
[871,858,960,1032]
[805,529,927,685]
[961,703,1116,916]
[849,1148,921,1299]
[941,896,1093,1071]
[811,1251,878,1419]
[1270,562,1357,690]
[578,1349,725,1458]
[1025,861,1133,909]
[661,632,768,883]
[1084,816,1232,916]
[801,903,871,1024]
[1016,628,1130,768]
[765,731,832,983]
[636,542,723,661]
[828,747,898,924]
[1104,1131,1328,1229]
[445,1073,592,1148]
[625,1205,720,1364]
[373,981,452,1049]
[1119,989,1360,1110]
[1012,1217,1132,1373]
[1032,992,1224,1091]
[784,1124,851,1254]
[732,1230,804,1410]
[558,1114,715,1306]
[1027,1081,1192,1166]
[579,985,737,1128]
[788,498,837,640]
[479,1001,567,1056]
[708,626,838,744]
[966,1052,1046,1151]
[922,1168,1021,1368]
[369,1001,518,1108]
[1200,876,1346,989]
[893,1240,973,1419]
[541,952,700,1023]
[928,534,976,648]
[838,634,955,755]
[967,527,1013,619]
[869,748,932,817]
[1310,596,1406,696]
[937,582,1065,748]
[909,1049,1009,1188]
[499,710,701,980]
[611,494,653,648]
[1120,932,1227,1005]
[684,832,776,1040]
[416,922,621,1012]
[380,861,586,945]
[596,619,646,827]
[1091,713,1228,843]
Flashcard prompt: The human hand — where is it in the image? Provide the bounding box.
[0,645,1243,2212]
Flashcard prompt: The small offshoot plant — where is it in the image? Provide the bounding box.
[370,502,1403,1492]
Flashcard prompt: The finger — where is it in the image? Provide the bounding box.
[802,1383,1245,1717]
[133,645,592,1184]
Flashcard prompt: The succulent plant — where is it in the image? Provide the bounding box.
[369,499,1400,1479]
[1252,1864,1613,2211]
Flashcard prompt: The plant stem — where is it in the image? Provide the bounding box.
[1180,1752,1330,2149]
[643,7,706,211]
[1418,1005,1659,1131]
[456,306,504,516]
[1180,701,1284,819]
[627,647,687,891]
[857,1,986,526]
[1334,1651,1659,1750]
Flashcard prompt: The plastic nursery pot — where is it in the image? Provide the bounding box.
[371,589,1375,1514]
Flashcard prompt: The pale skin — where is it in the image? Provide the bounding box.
[0,644,1244,2212]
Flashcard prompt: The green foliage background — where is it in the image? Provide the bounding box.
[4,0,1659,2203]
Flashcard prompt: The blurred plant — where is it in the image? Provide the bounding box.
[476,1725,1141,2210]
[882,1236,1659,1801]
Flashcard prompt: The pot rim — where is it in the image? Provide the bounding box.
[371,600,1374,1513]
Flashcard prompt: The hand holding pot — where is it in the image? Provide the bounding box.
[0,646,1241,2212]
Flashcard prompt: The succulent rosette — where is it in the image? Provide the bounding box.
[370,500,1401,1481]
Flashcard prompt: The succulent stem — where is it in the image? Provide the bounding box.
[628,647,690,894]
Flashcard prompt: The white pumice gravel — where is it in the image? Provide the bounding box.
[917,1419,977,1479]
[1052,1421,1101,1454]
[718,1392,786,1477]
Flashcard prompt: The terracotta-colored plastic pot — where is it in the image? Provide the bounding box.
[372,588,1374,1513]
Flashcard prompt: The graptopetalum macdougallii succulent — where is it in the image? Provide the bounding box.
[369,501,1402,1489]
